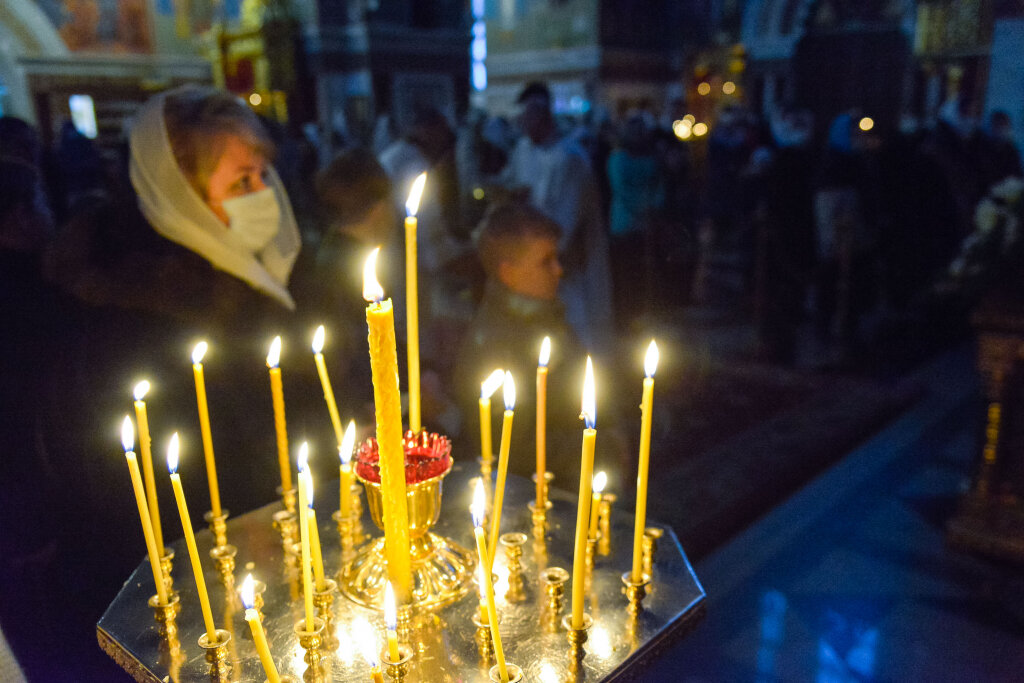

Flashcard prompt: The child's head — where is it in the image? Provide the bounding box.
[316,148,396,244]
[474,202,563,301]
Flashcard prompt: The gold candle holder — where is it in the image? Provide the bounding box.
[598,493,615,556]
[312,577,338,650]
[500,532,527,602]
[381,643,414,681]
[148,592,180,639]
[294,617,326,683]
[286,541,302,570]
[585,534,599,575]
[278,485,298,515]
[272,509,299,552]
[157,548,175,597]
[204,510,229,548]
[528,472,555,530]
[621,571,651,615]
[471,612,494,663]
[542,566,570,615]
[642,527,663,577]
[562,613,592,672]
[489,663,524,682]
[209,544,237,586]
[197,629,232,682]
[331,509,365,555]
[396,603,413,642]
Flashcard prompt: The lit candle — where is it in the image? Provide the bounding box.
[383,581,401,663]
[120,416,168,605]
[571,357,597,629]
[303,466,326,590]
[364,248,413,601]
[405,172,427,434]
[472,480,509,681]
[266,336,293,494]
[357,623,386,683]
[167,433,218,641]
[312,326,345,448]
[339,420,356,519]
[133,381,164,555]
[241,573,281,683]
[589,471,606,539]
[479,369,504,464]
[632,341,659,582]
[296,443,315,631]
[191,342,222,517]
[536,336,550,504]
[488,372,515,572]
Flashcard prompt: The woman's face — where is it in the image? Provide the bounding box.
[205,134,268,224]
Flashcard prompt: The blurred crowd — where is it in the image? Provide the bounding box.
[1,80,1021,676]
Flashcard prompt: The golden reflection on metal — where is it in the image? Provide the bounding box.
[598,493,615,556]
[159,548,176,598]
[642,527,663,578]
[278,486,298,516]
[251,579,267,623]
[158,624,185,681]
[149,592,180,639]
[204,510,230,548]
[197,629,231,682]
[294,617,326,683]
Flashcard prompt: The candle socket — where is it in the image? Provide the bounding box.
[197,629,232,683]
[272,510,300,553]
[331,509,365,554]
[148,592,180,639]
[381,643,414,681]
[312,578,338,650]
[278,486,298,515]
[598,493,616,556]
[562,613,592,671]
[396,603,414,642]
[471,611,495,662]
[159,548,176,598]
[542,566,570,628]
[621,571,651,615]
[585,534,599,575]
[204,510,230,548]
[489,663,524,682]
[642,527,663,578]
[531,471,555,508]
[209,544,237,586]
[499,532,527,602]
[293,617,326,683]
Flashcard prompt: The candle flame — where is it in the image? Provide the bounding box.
[644,340,660,378]
[191,341,208,365]
[406,172,427,217]
[363,248,384,303]
[480,368,504,400]
[593,470,607,494]
[167,432,180,473]
[503,371,516,411]
[471,479,485,528]
[133,380,150,401]
[340,420,356,465]
[312,325,325,354]
[304,467,314,508]
[240,573,255,610]
[384,581,397,631]
[297,441,309,473]
[581,356,596,429]
[539,336,551,367]
[354,617,378,666]
[121,415,135,452]
[267,336,281,368]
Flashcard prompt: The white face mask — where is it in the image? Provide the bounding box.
[222,187,280,253]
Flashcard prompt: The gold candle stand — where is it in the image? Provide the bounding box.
[158,548,175,597]
[381,643,414,681]
[472,612,495,662]
[528,471,555,535]
[585,533,599,575]
[489,663,524,682]
[197,629,231,682]
[642,526,663,577]
[598,493,616,556]
[499,532,527,602]
[313,578,338,650]
[621,571,651,615]
[278,486,297,515]
[148,593,180,639]
[331,508,366,555]
[272,510,299,553]
[562,613,593,672]
[542,566,569,632]
[293,617,326,683]
[209,544,237,586]
[204,510,229,548]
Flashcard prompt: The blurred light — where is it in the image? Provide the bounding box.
[672,120,692,140]
[859,116,874,132]
[472,62,487,91]
[473,187,485,200]
[693,122,708,137]
[723,81,736,95]
[697,82,711,96]
[683,114,695,124]
[249,93,262,106]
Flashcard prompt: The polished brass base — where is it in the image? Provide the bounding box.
[621,571,651,615]
[148,592,180,639]
[562,614,592,671]
[294,617,326,683]
[197,629,231,682]
[499,532,527,602]
[204,510,229,548]
[489,662,523,682]
[542,567,569,615]
[381,643,414,681]
[313,578,339,650]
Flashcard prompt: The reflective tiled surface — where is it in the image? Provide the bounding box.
[650,348,1024,682]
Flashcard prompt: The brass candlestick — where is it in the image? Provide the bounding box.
[278,485,297,515]
[598,493,616,556]
[272,510,299,553]
[542,566,569,632]
[499,532,527,602]
[642,527,663,577]
[585,534,599,575]
[332,509,365,555]
[528,471,555,535]
[286,542,302,570]
[621,571,651,615]
[148,593,180,639]
[472,612,494,663]
[209,544,237,586]
[562,613,592,672]
[382,643,414,681]
[294,617,326,683]
[158,548,175,597]
[204,510,229,547]
[197,629,231,682]
[313,578,338,650]
[489,663,524,682]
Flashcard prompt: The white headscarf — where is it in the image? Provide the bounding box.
[129,89,300,309]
